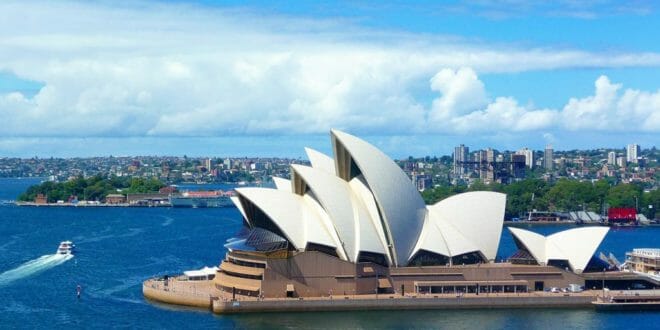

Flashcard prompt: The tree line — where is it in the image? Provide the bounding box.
[18,175,165,203]
[421,179,659,220]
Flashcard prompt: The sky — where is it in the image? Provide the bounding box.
[0,0,659,158]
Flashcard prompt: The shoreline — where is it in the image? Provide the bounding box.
[14,201,171,207]
[10,203,659,226]
[141,278,601,314]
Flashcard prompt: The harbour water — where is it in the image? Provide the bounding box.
[0,178,658,329]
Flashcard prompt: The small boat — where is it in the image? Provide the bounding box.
[57,241,74,255]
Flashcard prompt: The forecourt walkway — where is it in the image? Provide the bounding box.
[143,277,600,314]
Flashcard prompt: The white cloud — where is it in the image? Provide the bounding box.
[445,96,558,133]
[429,67,487,122]
[0,1,658,140]
[561,76,620,130]
[560,75,660,132]
[426,70,659,134]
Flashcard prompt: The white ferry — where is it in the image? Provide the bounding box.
[57,241,74,255]
[169,190,234,208]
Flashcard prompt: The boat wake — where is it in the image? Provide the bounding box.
[161,216,174,227]
[0,254,73,287]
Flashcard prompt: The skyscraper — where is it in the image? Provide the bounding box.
[453,144,469,176]
[544,145,553,170]
[627,144,640,164]
[516,148,534,169]
[607,151,616,165]
[485,148,496,182]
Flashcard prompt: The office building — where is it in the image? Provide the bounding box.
[544,145,554,171]
[627,144,640,164]
[453,144,469,176]
[607,151,616,166]
[516,148,534,169]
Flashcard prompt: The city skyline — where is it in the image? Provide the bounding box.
[1,1,660,158]
[0,139,654,160]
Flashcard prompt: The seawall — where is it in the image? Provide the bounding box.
[143,281,213,309]
[212,294,596,314]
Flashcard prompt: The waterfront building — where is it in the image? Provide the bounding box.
[544,145,553,171]
[105,194,126,204]
[508,227,609,273]
[607,207,637,225]
[35,193,47,204]
[625,249,660,277]
[627,144,640,164]
[144,130,658,313]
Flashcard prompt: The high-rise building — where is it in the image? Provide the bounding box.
[453,144,469,176]
[516,148,534,169]
[486,148,496,162]
[203,158,212,170]
[485,148,496,182]
[544,145,553,171]
[616,156,626,168]
[627,144,640,164]
[510,154,526,179]
[476,150,488,180]
[607,151,616,166]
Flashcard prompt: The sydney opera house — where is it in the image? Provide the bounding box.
[213,130,611,297]
[144,130,656,312]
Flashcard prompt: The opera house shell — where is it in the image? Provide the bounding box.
[508,227,610,274]
[211,129,611,298]
[230,129,505,268]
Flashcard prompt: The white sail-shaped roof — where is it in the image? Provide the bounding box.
[230,129,509,268]
[290,164,388,262]
[427,191,505,261]
[508,227,547,263]
[301,194,344,258]
[291,164,354,260]
[272,176,292,192]
[410,206,482,263]
[547,227,609,273]
[235,187,336,251]
[230,196,250,226]
[410,214,450,258]
[304,147,336,174]
[331,129,427,266]
[509,227,609,274]
[348,176,393,264]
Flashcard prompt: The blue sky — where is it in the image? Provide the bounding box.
[0,0,659,158]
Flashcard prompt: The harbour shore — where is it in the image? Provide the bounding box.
[14,201,171,207]
[142,277,601,314]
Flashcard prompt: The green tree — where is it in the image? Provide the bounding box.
[642,189,660,219]
[606,184,642,208]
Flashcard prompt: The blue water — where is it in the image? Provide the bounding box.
[0,178,658,329]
